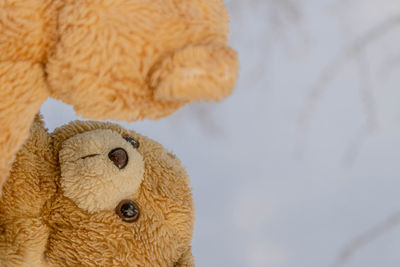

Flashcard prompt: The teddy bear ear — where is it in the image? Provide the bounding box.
[33,113,46,129]
[28,113,50,141]
[0,111,49,193]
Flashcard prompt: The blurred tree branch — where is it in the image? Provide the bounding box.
[342,51,377,167]
[297,15,400,158]
[332,211,400,267]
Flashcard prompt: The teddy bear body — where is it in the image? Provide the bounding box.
[0,0,238,190]
[0,116,194,266]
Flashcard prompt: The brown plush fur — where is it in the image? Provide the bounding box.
[0,0,238,189]
[0,115,194,266]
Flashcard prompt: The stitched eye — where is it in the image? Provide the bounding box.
[124,136,139,149]
[116,200,140,222]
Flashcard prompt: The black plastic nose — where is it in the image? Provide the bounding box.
[108,148,128,169]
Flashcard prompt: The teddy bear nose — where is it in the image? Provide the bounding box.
[108,148,128,169]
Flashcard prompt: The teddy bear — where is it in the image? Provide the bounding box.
[0,115,194,266]
[0,0,239,190]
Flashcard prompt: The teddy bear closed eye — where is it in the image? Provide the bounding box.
[0,115,194,267]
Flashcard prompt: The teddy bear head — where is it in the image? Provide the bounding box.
[46,0,239,120]
[0,117,194,266]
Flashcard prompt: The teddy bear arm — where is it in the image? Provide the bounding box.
[150,44,239,102]
[174,246,195,267]
[0,62,49,191]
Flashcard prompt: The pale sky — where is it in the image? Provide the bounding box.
[42,1,400,266]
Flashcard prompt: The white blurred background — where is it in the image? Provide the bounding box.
[41,0,400,266]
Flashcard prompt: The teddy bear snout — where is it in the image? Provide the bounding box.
[59,129,145,213]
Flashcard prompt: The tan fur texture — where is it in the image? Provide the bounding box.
[0,116,194,266]
[0,0,238,189]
